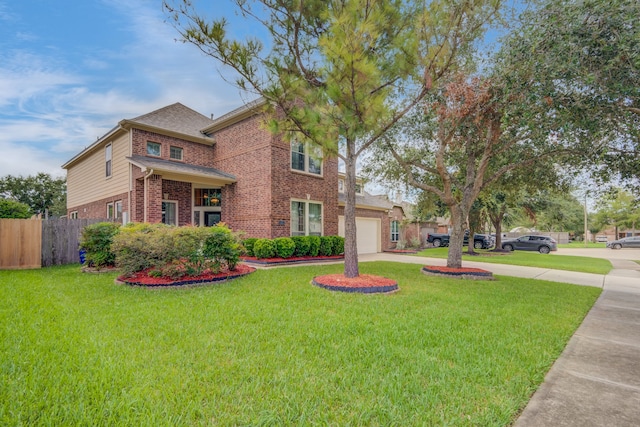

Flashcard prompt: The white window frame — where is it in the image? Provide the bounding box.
[106,202,114,219]
[115,200,122,219]
[391,220,400,242]
[105,143,112,178]
[291,141,322,176]
[162,200,178,226]
[70,211,78,219]
[169,146,183,161]
[147,141,161,157]
[290,199,323,236]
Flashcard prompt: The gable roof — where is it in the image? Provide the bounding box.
[63,103,215,169]
[128,103,215,140]
[201,98,268,134]
[338,191,400,212]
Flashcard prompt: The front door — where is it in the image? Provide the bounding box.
[204,212,221,227]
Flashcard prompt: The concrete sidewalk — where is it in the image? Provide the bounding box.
[359,253,640,426]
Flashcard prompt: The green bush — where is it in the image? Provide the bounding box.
[318,236,333,256]
[331,236,345,255]
[274,237,296,258]
[202,225,242,271]
[253,238,277,259]
[111,223,174,276]
[242,238,259,257]
[112,223,243,277]
[307,235,321,257]
[0,199,31,219]
[291,236,311,257]
[80,222,120,268]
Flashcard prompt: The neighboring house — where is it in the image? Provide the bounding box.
[63,101,404,253]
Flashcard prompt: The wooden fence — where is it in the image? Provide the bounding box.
[0,219,42,269]
[0,218,108,269]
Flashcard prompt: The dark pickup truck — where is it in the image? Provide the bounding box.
[426,231,495,249]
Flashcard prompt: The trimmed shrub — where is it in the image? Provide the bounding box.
[331,236,345,255]
[253,238,277,259]
[112,223,243,277]
[318,236,333,256]
[307,235,321,257]
[242,238,258,257]
[111,223,173,276]
[291,236,311,257]
[274,237,296,258]
[80,222,120,268]
[202,225,242,271]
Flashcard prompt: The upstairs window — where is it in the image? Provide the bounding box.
[170,146,183,161]
[147,141,161,157]
[291,141,322,175]
[105,143,112,177]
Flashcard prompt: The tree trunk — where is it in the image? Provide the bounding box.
[490,208,506,249]
[343,148,359,278]
[447,206,467,268]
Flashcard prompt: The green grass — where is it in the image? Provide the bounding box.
[1,263,601,426]
[415,247,612,274]
[557,241,607,249]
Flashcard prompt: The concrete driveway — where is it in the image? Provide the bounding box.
[555,247,640,261]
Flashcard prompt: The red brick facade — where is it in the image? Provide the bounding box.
[67,104,401,252]
[69,192,128,221]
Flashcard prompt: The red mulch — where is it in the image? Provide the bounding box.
[312,274,399,294]
[117,263,256,287]
[422,265,494,280]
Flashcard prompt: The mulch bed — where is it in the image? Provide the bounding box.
[421,265,494,280]
[312,274,399,294]
[241,255,344,266]
[116,264,256,287]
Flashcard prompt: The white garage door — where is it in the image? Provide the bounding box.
[338,216,381,254]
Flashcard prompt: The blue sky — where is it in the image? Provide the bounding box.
[0,0,250,178]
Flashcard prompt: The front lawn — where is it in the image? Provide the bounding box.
[415,247,612,274]
[1,263,600,426]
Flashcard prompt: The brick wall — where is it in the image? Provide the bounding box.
[68,191,128,221]
[211,114,274,237]
[162,179,192,225]
[271,138,339,238]
[146,174,163,223]
[131,129,215,167]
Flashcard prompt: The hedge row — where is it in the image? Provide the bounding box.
[80,222,243,278]
[243,235,344,259]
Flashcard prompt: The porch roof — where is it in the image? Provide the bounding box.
[127,155,237,187]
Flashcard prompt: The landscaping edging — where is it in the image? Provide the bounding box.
[421,265,494,280]
[241,255,344,266]
[312,274,399,294]
[116,264,256,287]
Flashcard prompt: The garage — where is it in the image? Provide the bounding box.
[338,216,381,254]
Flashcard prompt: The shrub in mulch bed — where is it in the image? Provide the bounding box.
[116,264,255,287]
[421,265,494,280]
[312,274,399,294]
[241,255,344,266]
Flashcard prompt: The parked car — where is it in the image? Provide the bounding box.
[426,231,494,249]
[606,236,640,249]
[501,235,557,254]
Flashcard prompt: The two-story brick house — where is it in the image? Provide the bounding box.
[63,100,402,253]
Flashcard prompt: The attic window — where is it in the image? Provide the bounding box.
[170,146,183,161]
[147,141,161,157]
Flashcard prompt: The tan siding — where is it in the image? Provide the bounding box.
[67,133,130,208]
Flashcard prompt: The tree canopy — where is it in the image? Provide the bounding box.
[0,173,67,218]
[164,0,503,277]
[497,0,640,188]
